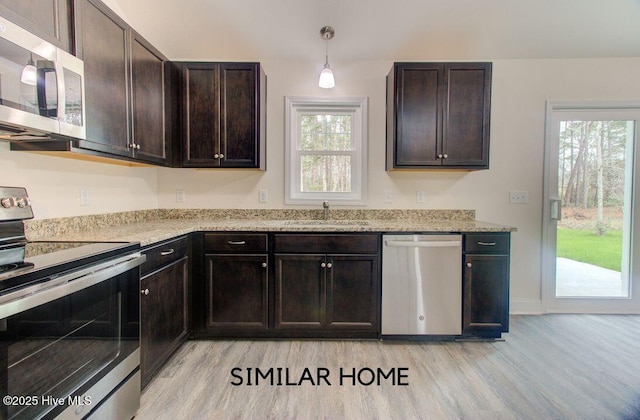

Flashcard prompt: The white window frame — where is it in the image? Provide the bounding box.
[285,96,368,205]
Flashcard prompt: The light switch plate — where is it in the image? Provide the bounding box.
[176,189,186,203]
[258,189,268,203]
[384,190,393,203]
[416,190,425,203]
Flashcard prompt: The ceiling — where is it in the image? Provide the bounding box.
[114,0,640,61]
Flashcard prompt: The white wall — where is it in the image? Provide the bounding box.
[0,142,159,219]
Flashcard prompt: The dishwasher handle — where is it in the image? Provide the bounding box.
[384,240,461,248]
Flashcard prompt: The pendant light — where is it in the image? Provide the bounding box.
[20,53,37,86]
[318,26,335,89]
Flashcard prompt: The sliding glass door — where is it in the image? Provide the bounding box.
[543,102,640,313]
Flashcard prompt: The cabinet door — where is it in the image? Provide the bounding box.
[219,63,258,168]
[181,63,220,166]
[442,63,491,168]
[463,254,509,338]
[131,31,167,164]
[74,0,131,157]
[0,0,71,51]
[390,63,442,168]
[274,254,325,329]
[206,254,268,330]
[140,256,188,388]
[326,255,378,330]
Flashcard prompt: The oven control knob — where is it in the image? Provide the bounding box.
[16,197,29,208]
[1,197,16,208]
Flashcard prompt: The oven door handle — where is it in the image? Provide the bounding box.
[0,253,146,319]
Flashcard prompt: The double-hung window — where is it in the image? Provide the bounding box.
[285,97,368,205]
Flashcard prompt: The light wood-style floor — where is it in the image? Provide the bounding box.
[137,315,640,419]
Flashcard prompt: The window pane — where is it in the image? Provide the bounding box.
[300,114,352,151]
[300,155,352,192]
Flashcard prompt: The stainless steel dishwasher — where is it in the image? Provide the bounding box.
[382,234,462,337]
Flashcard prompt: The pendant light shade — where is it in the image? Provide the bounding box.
[21,53,37,86]
[318,26,335,89]
[319,62,335,89]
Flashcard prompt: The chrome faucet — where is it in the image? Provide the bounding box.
[322,201,330,220]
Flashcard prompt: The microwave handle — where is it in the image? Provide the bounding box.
[36,63,58,119]
[55,54,66,123]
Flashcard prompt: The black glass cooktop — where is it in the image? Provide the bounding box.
[0,241,140,295]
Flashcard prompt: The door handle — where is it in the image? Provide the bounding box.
[550,199,562,221]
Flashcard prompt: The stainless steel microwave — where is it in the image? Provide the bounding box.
[0,15,85,141]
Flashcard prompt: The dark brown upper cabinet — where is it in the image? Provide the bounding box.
[130,31,168,164]
[72,0,169,165]
[386,62,492,170]
[176,62,266,169]
[0,0,72,52]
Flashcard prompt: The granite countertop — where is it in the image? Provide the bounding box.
[25,209,516,247]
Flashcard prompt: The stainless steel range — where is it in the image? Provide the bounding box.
[0,187,145,419]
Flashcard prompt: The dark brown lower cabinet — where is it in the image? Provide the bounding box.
[328,255,379,329]
[201,233,269,337]
[462,233,510,338]
[206,254,268,330]
[274,253,379,335]
[140,237,189,388]
[275,254,324,328]
[193,233,380,339]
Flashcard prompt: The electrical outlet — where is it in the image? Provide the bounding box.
[509,191,528,204]
[384,190,393,203]
[258,189,268,203]
[416,190,425,203]
[176,189,186,203]
[80,188,90,206]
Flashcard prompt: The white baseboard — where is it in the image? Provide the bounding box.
[510,299,544,315]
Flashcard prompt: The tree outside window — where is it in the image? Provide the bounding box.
[285,97,368,205]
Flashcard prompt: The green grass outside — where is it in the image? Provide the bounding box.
[557,228,623,271]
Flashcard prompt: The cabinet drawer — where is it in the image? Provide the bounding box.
[141,236,189,275]
[205,233,268,253]
[274,234,379,254]
[464,234,509,254]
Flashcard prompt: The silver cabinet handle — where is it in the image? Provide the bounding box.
[438,154,443,159]
[326,262,332,269]
[141,288,149,296]
[443,154,448,159]
[466,262,472,268]
[219,153,224,158]
[160,249,175,256]
[477,242,496,246]
[262,262,267,268]
[320,262,326,268]
[228,240,246,245]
